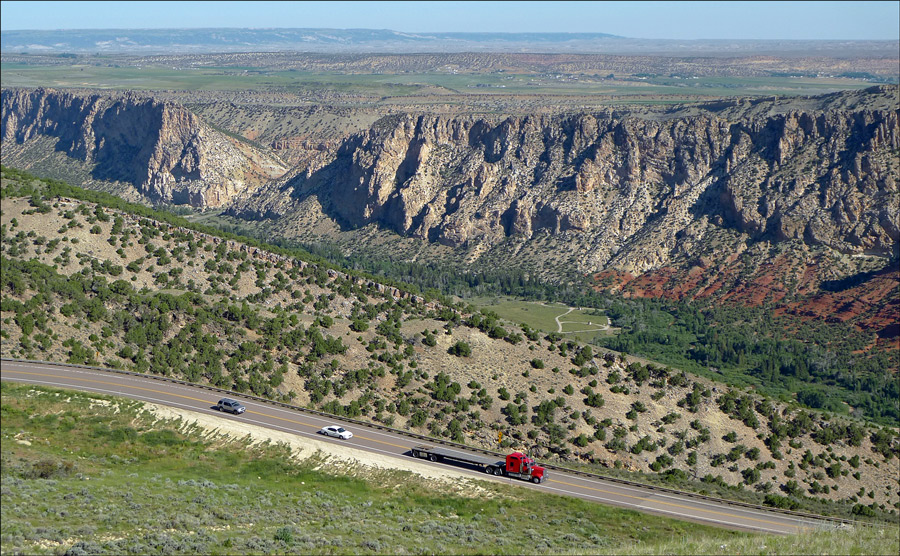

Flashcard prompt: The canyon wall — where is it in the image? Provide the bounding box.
[1,88,286,208]
[232,86,899,274]
[2,85,897,278]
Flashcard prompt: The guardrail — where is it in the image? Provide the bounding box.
[0,357,877,528]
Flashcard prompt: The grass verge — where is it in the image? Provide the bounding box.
[3,382,897,555]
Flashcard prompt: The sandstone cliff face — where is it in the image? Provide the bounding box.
[3,86,897,282]
[1,88,286,208]
[232,86,899,276]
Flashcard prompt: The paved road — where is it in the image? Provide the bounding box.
[1,359,838,535]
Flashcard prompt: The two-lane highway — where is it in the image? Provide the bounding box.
[1,359,840,534]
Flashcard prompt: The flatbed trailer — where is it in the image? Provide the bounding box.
[411,445,546,483]
[412,445,505,467]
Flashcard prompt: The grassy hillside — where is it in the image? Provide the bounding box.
[0,62,872,97]
[1,166,898,522]
[467,298,612,345]
[4,382,898,555]
[229,219,899,428]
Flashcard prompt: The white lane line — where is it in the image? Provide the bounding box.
[559,473,815,526]
[7,363,408,443]
[538,483,791,534]
[3,376,378,450]
[0,365,826,530]
[3,376,517,482]
[4,374,799,533]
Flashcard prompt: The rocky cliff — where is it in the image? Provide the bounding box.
[231,86,899,279]
[1,88,287,208]
[2,85,897,289]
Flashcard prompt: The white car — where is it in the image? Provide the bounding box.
[319,425,353,439]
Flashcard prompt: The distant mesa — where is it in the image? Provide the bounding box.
[1,28,624,54]
[2,28,897,56]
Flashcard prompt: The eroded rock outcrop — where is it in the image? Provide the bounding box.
[1,88,287,208]
[232,86,899,276]
[3,85,897,281]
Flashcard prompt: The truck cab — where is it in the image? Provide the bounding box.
[505,452,545,484]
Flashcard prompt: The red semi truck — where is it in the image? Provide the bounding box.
[411,445,546,484]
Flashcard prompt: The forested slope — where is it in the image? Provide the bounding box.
[2,166,897,518]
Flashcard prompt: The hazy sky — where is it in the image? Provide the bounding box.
[1,1,898,40]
